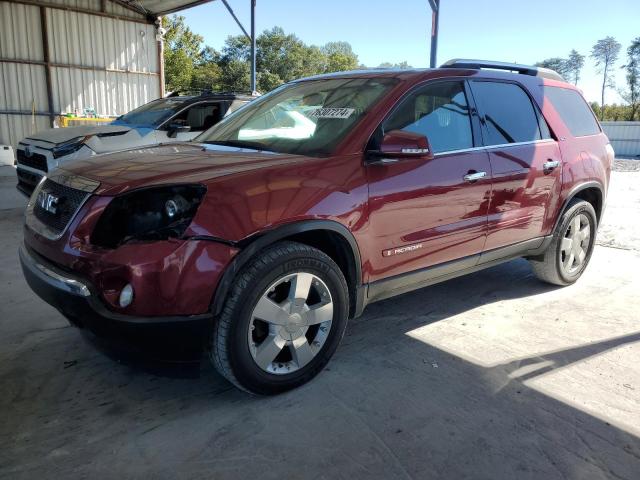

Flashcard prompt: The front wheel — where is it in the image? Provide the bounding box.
[210,241,349,395]
[528,199,597,286]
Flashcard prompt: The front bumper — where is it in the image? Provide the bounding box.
[19,243,210,361]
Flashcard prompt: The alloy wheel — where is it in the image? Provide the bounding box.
[248,272,334,374]
[560,213,591,275]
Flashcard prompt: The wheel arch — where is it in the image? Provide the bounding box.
[554,181,604,231]
[211,220,364,319]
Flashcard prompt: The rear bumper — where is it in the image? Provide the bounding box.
[19,243,210,361]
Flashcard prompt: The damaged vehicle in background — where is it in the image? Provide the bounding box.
[15,92,254,195]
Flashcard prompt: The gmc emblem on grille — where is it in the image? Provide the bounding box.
[37,191,59,214]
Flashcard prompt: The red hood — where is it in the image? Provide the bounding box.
[55,143,312,195]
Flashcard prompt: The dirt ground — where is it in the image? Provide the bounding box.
[1,163,639,479]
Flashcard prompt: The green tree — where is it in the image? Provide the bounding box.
[218,59,250,92]
[162,20,360,94]
[566,49,585,85]
[322,41,359,72]
[378,61,413,69]
[535,57,571,78]
[191,46,223,91]
[591,36,622,120]
[620,37,640,121]
[162,16,205,92]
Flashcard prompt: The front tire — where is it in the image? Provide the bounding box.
[528,199,597,286]
[210,241,349,395]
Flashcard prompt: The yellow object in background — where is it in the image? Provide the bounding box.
[58,116,115,128]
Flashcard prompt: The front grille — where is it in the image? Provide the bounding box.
[16,168,43,195]
[17,149,48,172]
[33,179,89,235]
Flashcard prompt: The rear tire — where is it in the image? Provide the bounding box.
[528,199,597,286]
[210,241,349,395]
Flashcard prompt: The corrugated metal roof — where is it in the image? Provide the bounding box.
[120,0,216,16]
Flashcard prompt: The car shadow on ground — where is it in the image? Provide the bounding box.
[2,243,640,478]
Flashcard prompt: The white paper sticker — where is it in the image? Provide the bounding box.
[307,108,355,119]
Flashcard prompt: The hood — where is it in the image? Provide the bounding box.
[56,143,314,195]
[25,125,131,145]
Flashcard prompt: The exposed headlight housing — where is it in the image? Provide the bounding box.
[91,185,206,248]
[52,136,91,158]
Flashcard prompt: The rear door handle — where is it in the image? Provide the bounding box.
[463,171,487,182]
[543,160,560,172]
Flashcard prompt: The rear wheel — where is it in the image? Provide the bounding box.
[210,241,349,395]
[528,199,597,286]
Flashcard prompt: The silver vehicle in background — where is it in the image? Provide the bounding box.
[15,92,255,195]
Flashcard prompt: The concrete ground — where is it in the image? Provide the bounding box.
[1,164,639,479]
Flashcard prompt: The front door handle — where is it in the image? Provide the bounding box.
[463,171,487,182]
[543,159,560,172]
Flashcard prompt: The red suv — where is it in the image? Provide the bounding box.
[20,60,613,394]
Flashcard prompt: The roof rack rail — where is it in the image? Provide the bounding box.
[165,89,259,98]
[440,59,564,82]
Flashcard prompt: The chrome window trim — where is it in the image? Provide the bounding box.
[25,175,99,241]
[433,138,556,157]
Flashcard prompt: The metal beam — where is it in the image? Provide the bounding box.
[218,0,257,93]
[429,0,440,68]
[0,110,51,116]
[250,0,256,93]
[0,58,159,76]
[39,6,55,128]
[220,0,251,40]
[157,17,166,97]
[7,0,154,24]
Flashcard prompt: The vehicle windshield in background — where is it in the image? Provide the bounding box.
[197,78,398,156]
[112,98,187,127]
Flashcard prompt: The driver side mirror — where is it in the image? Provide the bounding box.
[167,123,191,138]
[367,130,433,164]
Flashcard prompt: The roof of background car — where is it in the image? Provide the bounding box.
[170,93,256,103]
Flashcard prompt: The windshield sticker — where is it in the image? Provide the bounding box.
[307,108,355,119]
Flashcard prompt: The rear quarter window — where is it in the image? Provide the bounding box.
[470,81,547,145]
[544,87,600,137]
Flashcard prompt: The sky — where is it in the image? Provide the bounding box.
[181,0,640,104]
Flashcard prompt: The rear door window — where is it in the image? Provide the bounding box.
[382,81,473,154]
[544,87,600,137]
[471,81,546,145]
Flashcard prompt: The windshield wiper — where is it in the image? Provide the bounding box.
[202,140,273,152]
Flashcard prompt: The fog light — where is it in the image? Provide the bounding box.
[119,284,134,308]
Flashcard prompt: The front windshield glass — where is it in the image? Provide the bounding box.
[197,78,398,156]
[113,98,188,127]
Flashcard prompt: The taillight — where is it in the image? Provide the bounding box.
[605,143,615,168]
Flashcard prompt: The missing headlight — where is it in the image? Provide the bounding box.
[91,185,206,248]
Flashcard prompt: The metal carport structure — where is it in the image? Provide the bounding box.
[0,0,441,148]
[0,0,219,149]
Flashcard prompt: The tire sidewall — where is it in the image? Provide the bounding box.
[554,201,597,284]
[224,248,348,394]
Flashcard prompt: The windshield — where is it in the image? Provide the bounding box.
[197,78,398,156]
[113,98,188,127]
